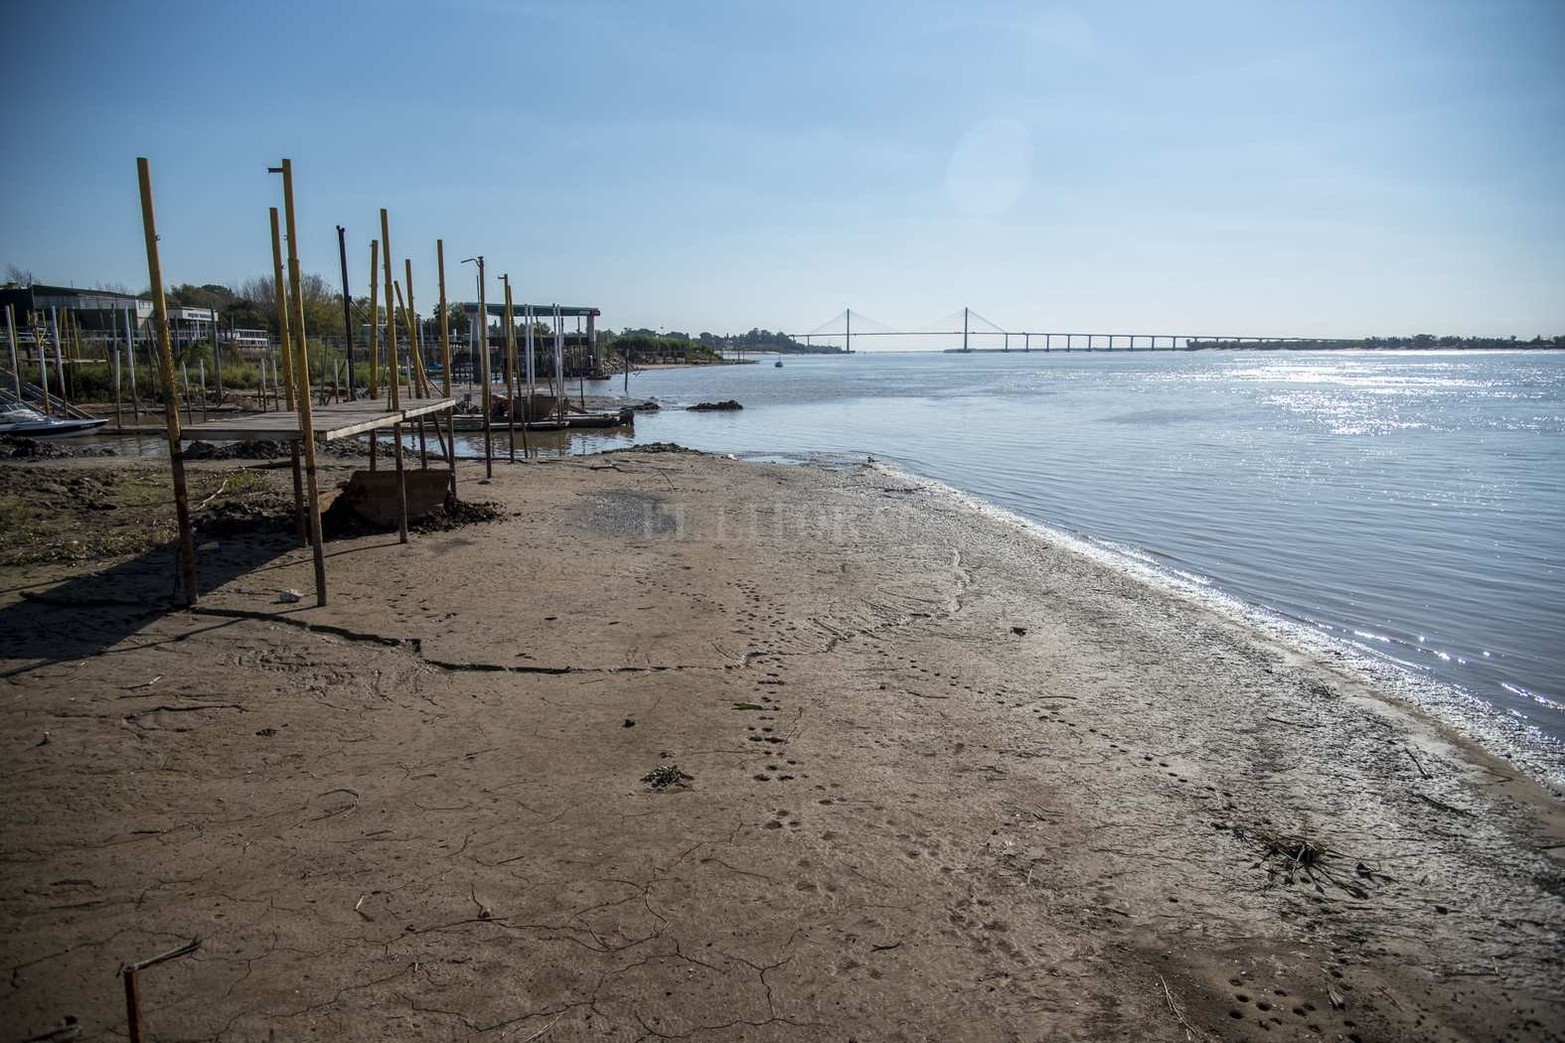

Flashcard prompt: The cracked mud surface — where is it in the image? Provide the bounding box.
[2,451,1562,1041]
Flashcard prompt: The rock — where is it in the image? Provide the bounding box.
[687,400,743,412]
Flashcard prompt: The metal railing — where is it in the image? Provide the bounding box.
[0,368,100,420]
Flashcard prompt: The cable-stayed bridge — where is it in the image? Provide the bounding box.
[786,308,1332,352]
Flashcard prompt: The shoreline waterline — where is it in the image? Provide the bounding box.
[852,456,1565,794]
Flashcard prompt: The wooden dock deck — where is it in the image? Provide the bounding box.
[131,397,457,441]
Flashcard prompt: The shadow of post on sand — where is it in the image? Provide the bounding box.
[0,534,296,676]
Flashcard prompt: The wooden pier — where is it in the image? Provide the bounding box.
[154,396,455,442]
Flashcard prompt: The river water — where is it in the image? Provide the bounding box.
[97,349,1565,782]
[571,349,1563,781]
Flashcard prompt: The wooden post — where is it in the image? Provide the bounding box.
[437,239,452,396]
[443,408,458,504]
[125,309,141,419]
[50,308,66,405]
[404,259,426,398]
[394,280,428,470]
[469,257,492,478]
[336,224,355,400]
[367,238,380,471]
[5,305,20,400]
[120,938,199,1043]
[275,158,328,604]
[269,210,295,412]
[380,210,397,410]
[112,315,123,428]
[269,207,306,543]
[367,239,380,399]
[137,157,199,607]
[212,314,224,405]
[123,966,143,1043]
[526,304,537,408]
[380,210,409,545]
[402,263,433,471]
[502,274,516,462]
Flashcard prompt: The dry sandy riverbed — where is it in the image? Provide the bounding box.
[1,449,1562,1042]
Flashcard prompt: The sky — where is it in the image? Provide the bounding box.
[2,0,1563,345]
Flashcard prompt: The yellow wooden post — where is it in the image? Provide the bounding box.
[404,259,427,398]
[502,274,517,462]
[379,209,408,544]
[276,159,328,605]
[379,209,398,411]
[436,239,452,396]
[136,157,198,606]
[270,206,306,540]
[269,209,296,411]
[366,239,380,472]
[367,239,380,398]
[395,280,430,469]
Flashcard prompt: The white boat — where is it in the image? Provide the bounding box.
[0,403,109,438]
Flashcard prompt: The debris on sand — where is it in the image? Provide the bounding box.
[411,499,506,533]
[603,443,701,455]
[640,763,691,790]
[1,436,117,459]
[1233,825,1384,899]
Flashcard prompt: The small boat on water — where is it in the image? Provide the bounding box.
[0,403,109,438]
[774,359,784,368]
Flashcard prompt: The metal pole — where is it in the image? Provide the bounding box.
[274,158,329,604]
[337,224,356,399]
[136,157,198,607]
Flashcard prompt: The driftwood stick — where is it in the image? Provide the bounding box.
[1405,745,1432,779]
[120,938,200,1043]
[124,936,201,973]
[1158,973,1199,1041]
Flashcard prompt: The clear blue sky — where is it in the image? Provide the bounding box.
[3,0,1562,343]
